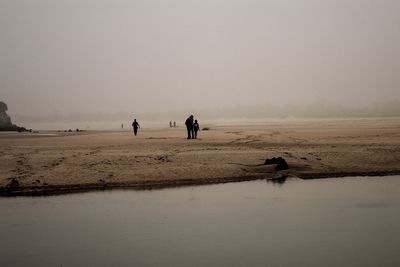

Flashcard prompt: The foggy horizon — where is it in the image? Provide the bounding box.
[1,0,400,117]
[8,100,400,125]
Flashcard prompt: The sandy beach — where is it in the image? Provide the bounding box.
[1,118,400,195]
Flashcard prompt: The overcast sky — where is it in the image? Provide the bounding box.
[1,0,399,116]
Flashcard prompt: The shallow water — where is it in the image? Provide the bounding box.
[1,176,400,267]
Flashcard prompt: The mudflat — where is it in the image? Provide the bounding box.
[1,118,400,195]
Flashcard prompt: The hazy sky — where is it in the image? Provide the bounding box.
[1,0,399,116]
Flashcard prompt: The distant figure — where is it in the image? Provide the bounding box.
[132,119,140,136]
[121,123,124,130]
[173,121,176,127]
[193,120,200,139]
[185,115,194,139]
[169,121,173,128]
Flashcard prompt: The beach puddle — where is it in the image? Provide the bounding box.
[0,176,400,266]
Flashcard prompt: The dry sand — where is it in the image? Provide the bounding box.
[1,118,400,195]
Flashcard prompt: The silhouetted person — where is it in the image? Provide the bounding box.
[121,123,124,130]
[169,121,173,128]
[193,120,200,139]
[132,119,140,136]
[173,121,176,127]
[185,115,194,139]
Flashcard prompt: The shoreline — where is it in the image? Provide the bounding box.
[2,171,400,197]
[2,119,400,197]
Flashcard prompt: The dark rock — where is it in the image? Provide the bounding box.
[264,157,289,170]
[0,102,12,128]
[0,101,29,132]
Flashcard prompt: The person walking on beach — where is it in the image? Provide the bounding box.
[185,115,194,139]
[193,120,200,139]
[132,119,140,136]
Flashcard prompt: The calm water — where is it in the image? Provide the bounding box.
[1,176,400,267]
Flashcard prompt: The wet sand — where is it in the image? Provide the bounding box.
[1,118,400,195]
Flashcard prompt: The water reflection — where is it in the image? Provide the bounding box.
[266,173,288,186]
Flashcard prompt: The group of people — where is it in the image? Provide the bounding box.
[129,115,200,139]
[185,115,200,139]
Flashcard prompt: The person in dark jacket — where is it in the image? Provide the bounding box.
[132,119,140,136]
[193,120,200,139]
[185,115,194,139]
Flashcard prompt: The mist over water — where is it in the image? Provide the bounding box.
[6,100,399,131]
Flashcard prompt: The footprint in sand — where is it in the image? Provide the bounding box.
[12,154,35,180]
[155,155,172,162]
[51,157,66,167]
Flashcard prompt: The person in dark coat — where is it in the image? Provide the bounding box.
[193,120,200,139]
[185,115,194,139]
[132,119,140,136]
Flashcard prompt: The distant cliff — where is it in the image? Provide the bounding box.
[0,101,28,132]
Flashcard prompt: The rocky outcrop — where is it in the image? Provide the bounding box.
[0,101,29,132]
[0,102,12,127]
